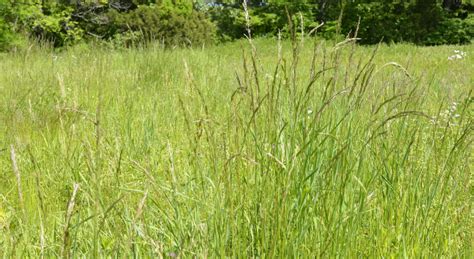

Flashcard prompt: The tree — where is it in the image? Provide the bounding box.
[442,0,462,10]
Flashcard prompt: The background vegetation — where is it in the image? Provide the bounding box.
[0,0,473,51]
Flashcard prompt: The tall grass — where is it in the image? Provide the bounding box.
[0,36,472,257]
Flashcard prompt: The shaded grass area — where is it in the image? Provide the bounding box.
[0,39,472,257]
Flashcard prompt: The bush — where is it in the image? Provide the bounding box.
[424,16,474,45]
[0,15,14,51]
[342,2,413,44]
[1,2,84,48]
[0,1,21,51]
[105,4,216,47]
[207,6,276,40]
[206,3,320,41]
[341,1,473,45]
[27,7,84,47]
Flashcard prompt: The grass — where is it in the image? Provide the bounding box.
[0,38,472,257]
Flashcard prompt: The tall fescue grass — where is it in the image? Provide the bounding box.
[0,34,472,257]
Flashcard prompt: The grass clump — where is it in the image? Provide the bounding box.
[0,37,472,257]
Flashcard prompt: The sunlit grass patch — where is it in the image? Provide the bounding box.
[0,39,472,257]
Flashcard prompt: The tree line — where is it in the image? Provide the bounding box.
[0,0,473,51]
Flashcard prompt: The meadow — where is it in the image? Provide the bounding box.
[0,38,472,257]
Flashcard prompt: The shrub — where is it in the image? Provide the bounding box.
[0,13,14,51]
[424,16,474,45]
[207,3,320,41]
[0,0,21,51]
[2,2,84,48]
[105,4,216,47]
[342,1,473,45]
[342,2,413,44]
[27,7,84,47]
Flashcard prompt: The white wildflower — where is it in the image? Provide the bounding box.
[437,101,462,127]
[448,54,463,60]
[448,50,467,60]
[453,50,466,56]
[450,102,458,111]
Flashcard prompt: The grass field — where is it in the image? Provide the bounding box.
[0,38,472,257]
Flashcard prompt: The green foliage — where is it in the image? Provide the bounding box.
[342,2,410,44]
[159,0,193,12]
[424,16,474,45]
[204,1,473,45]
[105,4,216,47]
[1,2,84,48]
[207,7,273,40]
[0,20,14,51]
[0,0,473,50]
[341,1,474,45]
[0,0,21,51]
[207,3,319,41]
[27,7,84,47]
[0,11,13,50]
